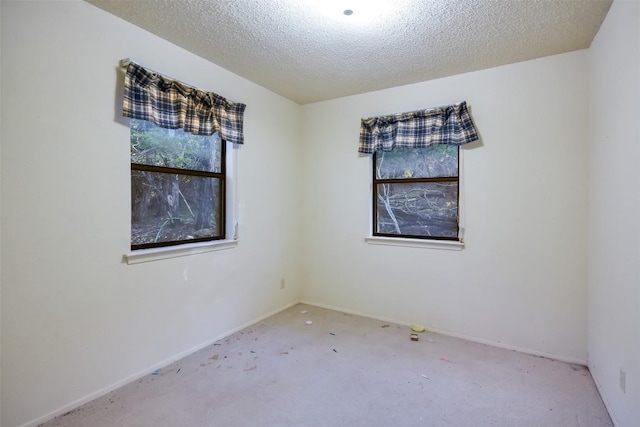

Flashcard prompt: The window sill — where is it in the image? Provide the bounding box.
[365,236,464,251]
[125,239,238,264]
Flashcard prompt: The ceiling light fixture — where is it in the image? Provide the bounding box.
[306,0,393,23]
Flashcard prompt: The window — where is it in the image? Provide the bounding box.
[359,102,478,244]
[373,145,459,240]
[130,119,225,250]
[121,60,246,252]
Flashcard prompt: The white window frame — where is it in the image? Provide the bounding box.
[365,148,465,251]
[125,140,239,264]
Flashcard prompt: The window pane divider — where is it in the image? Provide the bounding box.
[131,163,223,179]
[374,176,458,184]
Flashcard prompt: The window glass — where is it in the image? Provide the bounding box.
[373,145,459,240]
[130,119,222,173]
[130,119,225,250]
[375,145,457,179]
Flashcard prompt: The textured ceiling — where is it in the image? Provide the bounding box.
[86,0,612,104]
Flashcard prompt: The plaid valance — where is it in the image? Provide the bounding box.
[358,102,478,153]
[123,62,246,145]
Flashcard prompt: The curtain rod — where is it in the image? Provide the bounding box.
[119,58,172,80]
[119,58,132,70]
[120,58,166,76]
[118,59,246,110]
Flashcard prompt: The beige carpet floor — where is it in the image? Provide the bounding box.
[41,304,613,427]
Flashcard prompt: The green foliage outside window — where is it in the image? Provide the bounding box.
[130,119,224,249]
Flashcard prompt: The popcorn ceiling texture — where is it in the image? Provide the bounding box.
[86,0,611,104]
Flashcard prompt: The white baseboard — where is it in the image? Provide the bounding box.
[19,300,300,427]
[22,299,590,427]
[588,362,619,427]
[300,300,588,366]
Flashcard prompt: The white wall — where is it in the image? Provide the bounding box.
[587,1,640,426]
[3,1,635,426]
[0,1,302,426]
[0,2,3,423]
[300,51,589,363]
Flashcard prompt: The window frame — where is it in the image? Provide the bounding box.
[125,138,238,264]
[130,123,227,251]
[371,146,461,242]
